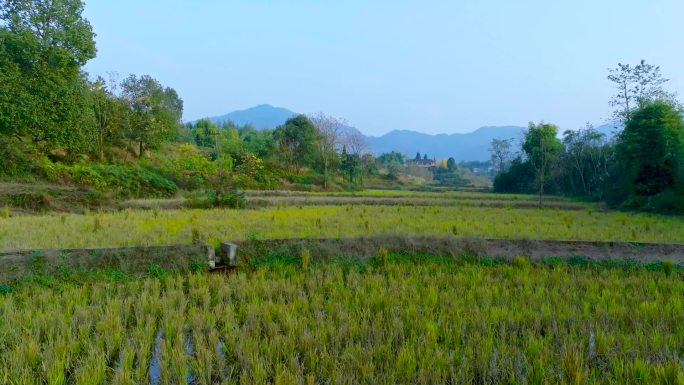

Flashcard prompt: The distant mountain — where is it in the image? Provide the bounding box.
[197,105,620,162]
[198,104,364,135]
[593,123,621,138]
[366,126,525,161]
[203,104,297,129]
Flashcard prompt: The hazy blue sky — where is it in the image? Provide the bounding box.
[83,0,683,136]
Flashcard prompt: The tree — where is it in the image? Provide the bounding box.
[0,0,97,153]
[342,129,367,156]
[340,145,356,183]
[415,152,421,161]
[489,138,514,175]
[309,112,345,188]
[608,60,673,123]
[273,115,318,173]
[377,151,405,166]
[90,76,127,160]
[377,151,405,179]
[617,100,683,200]
[240,127,275,159]
[121,74,183,157]
[560,125,611,199]
[191,119,220,148]
[522,122,564,205]
[446,157,457,171]
[493,157,536,193]
[0,0,96,65]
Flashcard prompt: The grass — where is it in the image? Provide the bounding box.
[249,189,571,201]
[1,203,683,250]
[1,259,683,384]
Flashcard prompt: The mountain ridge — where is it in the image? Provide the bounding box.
[194,105,616,161]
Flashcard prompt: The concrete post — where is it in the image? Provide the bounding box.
[220,242,238,266]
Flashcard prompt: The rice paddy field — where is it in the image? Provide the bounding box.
[2,260,684,384]
[2,190,684,384]
[1,190,684,250]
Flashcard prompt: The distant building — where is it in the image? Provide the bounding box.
[406,159,436,168]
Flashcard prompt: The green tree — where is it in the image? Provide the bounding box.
[121,74,183,157]
[340,145,359,184]
[377,151,405,179]
[0,0,96,65]
[522,122,564,205]
[617,100,683,201]
[560,126,612,199]
[241,127,275,159]
[493,157,536,193]
[191,119,219,148]
[0,0,96,153]
[273,115,318,173]
[90,76,127,160]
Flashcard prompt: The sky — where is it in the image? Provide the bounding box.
[83,0,684,136]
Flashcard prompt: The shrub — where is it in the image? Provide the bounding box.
[63,164,177,198]
[169,144,218,189]
[185,189,246,209]
[0,283,12,295]
[189,260,209,273]
[148,263,166,278]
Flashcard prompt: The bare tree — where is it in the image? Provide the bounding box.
[342,129,367,156]
[608,60,672,123]
[308,112,346,188]
[489,138,514,175]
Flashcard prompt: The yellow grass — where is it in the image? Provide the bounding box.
[0,203,682,250]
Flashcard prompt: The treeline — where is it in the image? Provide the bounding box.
[492,61,684,213]
[375,152,468,186]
